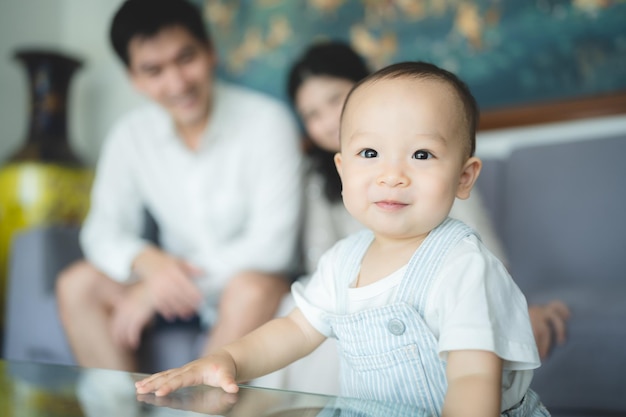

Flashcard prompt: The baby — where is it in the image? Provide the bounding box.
[136,62,550,417]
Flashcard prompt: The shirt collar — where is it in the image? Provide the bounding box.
[154,80,227,152]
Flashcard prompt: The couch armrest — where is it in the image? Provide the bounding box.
[3,225,82,365]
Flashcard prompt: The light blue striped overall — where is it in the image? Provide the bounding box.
[327,217,550,416]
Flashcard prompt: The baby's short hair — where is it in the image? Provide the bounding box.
[342,61,479,158]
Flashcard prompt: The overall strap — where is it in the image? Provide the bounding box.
[333,230,374,314]
[397,217,476,314]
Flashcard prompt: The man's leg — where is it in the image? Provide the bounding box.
[56,260,137,371]
[202,271,290,355]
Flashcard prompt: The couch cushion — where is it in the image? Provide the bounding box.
[503,135,626,297]
[501,135,626,412]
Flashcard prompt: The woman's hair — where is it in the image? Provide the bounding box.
[287,41,370,203]
[110,0,212,68]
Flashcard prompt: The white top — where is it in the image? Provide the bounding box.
[293,234,539,410]
[301,168,363,274]
[81,82,303,300]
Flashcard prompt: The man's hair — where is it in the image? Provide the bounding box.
[110,0,211,67]
[343,61,479,157]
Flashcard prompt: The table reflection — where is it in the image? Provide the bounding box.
[0,359,428,416]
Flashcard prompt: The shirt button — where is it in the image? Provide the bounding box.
[387,318,406,335]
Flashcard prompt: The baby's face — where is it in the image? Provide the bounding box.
[335,77,471,240]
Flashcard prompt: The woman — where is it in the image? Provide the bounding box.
[288,41,570,360]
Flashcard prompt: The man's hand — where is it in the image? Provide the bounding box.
[111,282,154,349]
[529,300,571,359]
[132,246,204,320]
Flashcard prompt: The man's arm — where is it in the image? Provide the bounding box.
[132,246,203,320]
[109,246,206,350]
[80,122,152,282]
[135,308,326,396]
[82,121,204,350]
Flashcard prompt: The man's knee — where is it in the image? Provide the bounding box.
[56,261,109,309]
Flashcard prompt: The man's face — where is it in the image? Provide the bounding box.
[127,25,216,130]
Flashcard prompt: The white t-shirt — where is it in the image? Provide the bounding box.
[293,233,540,411]
[81,81,303,301]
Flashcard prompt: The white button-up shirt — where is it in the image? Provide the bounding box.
[80,81,303,300]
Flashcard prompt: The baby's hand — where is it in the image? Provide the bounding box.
[135,354,239,397]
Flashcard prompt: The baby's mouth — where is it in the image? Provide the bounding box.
[375,200,408,210]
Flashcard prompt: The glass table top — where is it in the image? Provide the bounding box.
[0,359,429,417]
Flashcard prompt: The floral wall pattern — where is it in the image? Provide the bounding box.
[194,0,626,110]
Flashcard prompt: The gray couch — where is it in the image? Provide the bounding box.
[476,134,626,416]
[3,133,626,415]
[2,218,206,374]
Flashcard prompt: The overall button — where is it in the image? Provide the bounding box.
[387,318,406,335]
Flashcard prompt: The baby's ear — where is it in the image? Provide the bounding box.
[334,152,343,179]
[456,156,482,200]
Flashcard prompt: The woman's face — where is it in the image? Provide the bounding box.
[295,75,356,153]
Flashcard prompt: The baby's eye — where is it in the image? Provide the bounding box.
[412,150,432,160]
[358,149,378,158]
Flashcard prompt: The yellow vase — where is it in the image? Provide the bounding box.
[0,164,93,325]
[0,50,93,328]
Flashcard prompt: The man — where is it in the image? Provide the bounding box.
[56,0,302,371]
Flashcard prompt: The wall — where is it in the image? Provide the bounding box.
[204,0,626,109]
[0,0,143,166]
[1,1,624,167]
[0,0,61,163]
